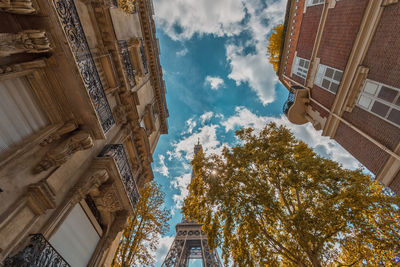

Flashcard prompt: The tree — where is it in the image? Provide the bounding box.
[183,123,400,267]
[267,24,284,72]
[112,182,171,266]
[117,0,136,14]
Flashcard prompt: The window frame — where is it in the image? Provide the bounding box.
[292,56,310,80]
[0,60,66,165]
[314,64,343,94]
[306,0,325,7]
[357,79,400,128]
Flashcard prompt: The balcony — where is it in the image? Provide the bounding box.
[3,234,70,267]
[119,40,137,89]
[283,85,309,125]
[98,144,140,207]
[52,0,115,133]
[139,38,148,75]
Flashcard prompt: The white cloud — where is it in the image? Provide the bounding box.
[171,172,192,210]
[205,76,225,90]
[154,0,287,105]
[154,155,169,177]
[183,117,197,134]
[200,111,214,124]
[154,235,175,265]
[226,0,286,105]
[153,0,245,41]
[222,106,361,170]
[176,47,188,56]
[172,124,222,161]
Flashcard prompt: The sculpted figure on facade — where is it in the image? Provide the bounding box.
[0,30,51,57]
[33,131,94,173]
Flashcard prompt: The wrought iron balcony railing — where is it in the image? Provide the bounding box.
[283,85,303,115]
[52,0,115,133]
[119,41,137,88]
[98,144,140,207]
[139,38,148,75]
[3,234,70,267]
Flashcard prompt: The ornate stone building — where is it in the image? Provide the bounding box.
[0,0,168,265]
[279,0,400,193]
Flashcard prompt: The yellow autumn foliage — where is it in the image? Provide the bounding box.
[267,24,284,72]
[183,123,400,266]
[117,0,136,14]
[112,182,170,267]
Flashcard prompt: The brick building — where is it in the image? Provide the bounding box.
[278,0,400,193]
[0,0,168,266]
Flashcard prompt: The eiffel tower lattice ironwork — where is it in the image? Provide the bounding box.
[162,142,222,267]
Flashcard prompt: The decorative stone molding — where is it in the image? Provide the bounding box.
[39,121,78,146]
[26,180,56,215]
[68,169,110,205]
[113,105,128,125]
[0,30,51,57]
[343,66,369,113]
[0,0,36,14]
[87,209,129,267]
[382,0,399,6]
[93,183,124,213]
[33,131,94,173]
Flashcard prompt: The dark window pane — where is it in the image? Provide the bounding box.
[299,59,304,67]
[333,71,342,82]
[325,68,334,78]
[330,82,339,93]
[304,61,309,69]
[388,109,400,126]
[396,97,400,107]
[377,86,397,103]
[371,101,390,117]
[322,79,330,90]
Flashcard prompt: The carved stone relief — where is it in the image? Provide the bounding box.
[93,183,123,213]
[0,0,36,14]
[33,131,94,173]
[39,121,78,146]
[26,179,56,215]
[0,30,51,57]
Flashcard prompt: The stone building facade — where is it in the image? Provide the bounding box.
[0,0,168,265]
[279,0,400,193]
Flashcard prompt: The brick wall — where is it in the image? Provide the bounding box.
[342,107,400,151]
[284,0,305,77]
[292,73,306,85]
[389,170,400,195]
[363,3,400,89]
[296,5,323,60]
[311,85,335,111]
[310,101,329,118]
[318,0,368,70]
[334,121,389,175]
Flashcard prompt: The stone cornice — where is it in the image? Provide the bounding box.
[137,0,168,134]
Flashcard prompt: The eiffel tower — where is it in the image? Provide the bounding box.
[162,141,222,267]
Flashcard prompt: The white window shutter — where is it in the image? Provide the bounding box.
[0,77,49,154]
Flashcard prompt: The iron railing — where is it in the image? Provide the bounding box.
[139,38,148,74]
[98,144,140,207]
[52,0,115,133]
[283,85,303,115]
[118,40,137,89]
[3,234,70,267]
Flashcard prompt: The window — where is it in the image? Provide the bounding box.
[357,80,400,127]
[314,64,343,93]
[292,56,310,79]
[0,77,49,153]
[306,0,324,6]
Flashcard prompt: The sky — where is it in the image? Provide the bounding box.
[148,0,363,265]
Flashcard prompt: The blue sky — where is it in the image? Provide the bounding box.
[149,0,362,265]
